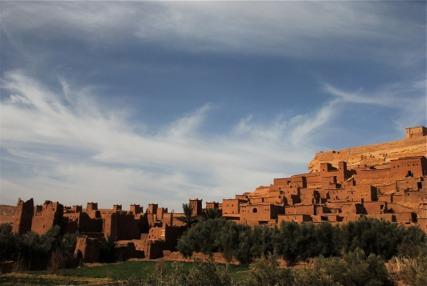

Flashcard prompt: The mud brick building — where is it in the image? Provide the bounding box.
[218,126,427,231]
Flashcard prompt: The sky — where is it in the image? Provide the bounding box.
[0,1,426,210]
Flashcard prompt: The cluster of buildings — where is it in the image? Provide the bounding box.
[6,126,427,262]
[219,126,427,230]
[11,198,208,261]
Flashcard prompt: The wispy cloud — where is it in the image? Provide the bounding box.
[323,79,427,130]
[1,71,425,209]
[0,71,319,208]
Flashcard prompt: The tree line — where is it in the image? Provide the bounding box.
[177,217,427,264]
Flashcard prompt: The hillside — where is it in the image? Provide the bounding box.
[308,130,427,172]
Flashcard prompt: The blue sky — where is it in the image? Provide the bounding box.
[0,1,426,210]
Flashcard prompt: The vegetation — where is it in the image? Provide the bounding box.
[0,223,77,271]
[1,254,392,286]
[1,217,426,285]
[177,217,426,264]
[180,203,197,227]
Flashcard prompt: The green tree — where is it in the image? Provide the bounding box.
[243,255,294,286]
[181,203,197,227]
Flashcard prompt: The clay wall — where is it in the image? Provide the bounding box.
[222,199,243,216]
[162,213,186,227]
[147,204,158,214]
[74,235,105,263]
[103,212,140,241]
[387,203,414,214]
[12,198,34,234]
[352,185,378,202]
[278,214,312,223]
[156,207,168,219]
[189,199,202,217]
[205,201,220,209]
[390,157,426,179]
[362,201,387,215]
[290,175,307,188]
[285,204,315,215]
[235,194,248,200]
[394,212,415,224]
[299,189,320,205]
[378,194,393,203]
[405,126,427,139]
[393,190,425,207]
[396,178,423,192]
[306,173,321,188]
[341,203,365,215]
[240,204,284,225]
[130,204,142,215]
[273,177,291,188]
[328,190,351,202]
[0,205,16,226]
[355,168,391,185]
[31,201,64,234]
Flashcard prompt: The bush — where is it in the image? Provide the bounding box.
[0,223,77,271]
[295,249,392,286]
[99,236,116,263]
[141,260,231,286]
[392,256,427,286]
[240,255,293,286]
[0,224,16,261]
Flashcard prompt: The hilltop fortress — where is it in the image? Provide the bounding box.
[308,126,427,172]
[1,126,426,262]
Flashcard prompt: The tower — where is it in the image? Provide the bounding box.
[12,198,34,234]
[189,199,202,217]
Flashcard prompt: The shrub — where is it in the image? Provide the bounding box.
[240,255,293,286]
[295,249,392,286]
[0,224,16,262]
[392,256,427,286]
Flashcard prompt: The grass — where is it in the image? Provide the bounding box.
[0,261,250,285]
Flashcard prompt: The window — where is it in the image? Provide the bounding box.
[252,208,258,213]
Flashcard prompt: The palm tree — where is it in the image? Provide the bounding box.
[181,203,196,227]
[201,208,221,221]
